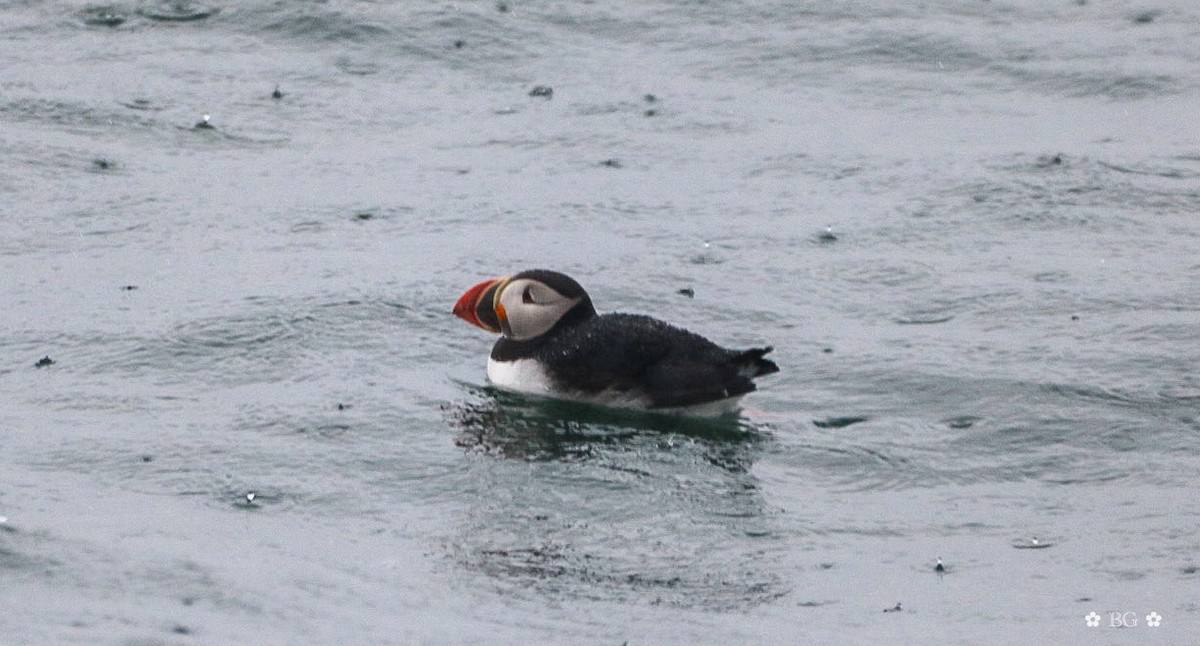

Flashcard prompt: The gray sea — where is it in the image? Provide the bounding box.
[2,1,1199,644]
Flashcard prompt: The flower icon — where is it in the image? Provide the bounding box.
[1146,612,1162,627]
[1085,612,1101,627]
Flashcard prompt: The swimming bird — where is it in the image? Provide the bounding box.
[452,269,778,415]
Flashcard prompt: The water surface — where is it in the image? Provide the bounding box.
[2,1,1199,644]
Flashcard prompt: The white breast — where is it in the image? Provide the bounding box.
[485,357,641,406]
[484,357,741,417]
[486,358,556,395]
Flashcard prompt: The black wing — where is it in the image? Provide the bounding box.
[639,345,778,407]
[538,314,778,408]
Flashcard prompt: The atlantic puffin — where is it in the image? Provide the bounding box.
[452,269,778,414]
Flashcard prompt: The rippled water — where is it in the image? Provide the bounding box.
[3,0,1199,643]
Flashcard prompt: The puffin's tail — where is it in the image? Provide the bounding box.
[734,346,779,379]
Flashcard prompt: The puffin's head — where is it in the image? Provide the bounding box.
[452,269,595,341]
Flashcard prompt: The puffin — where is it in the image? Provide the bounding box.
[452,269,778,414]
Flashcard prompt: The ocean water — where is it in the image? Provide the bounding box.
[2,0,1198,644]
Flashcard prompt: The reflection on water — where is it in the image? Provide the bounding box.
[446,384,762,465]
[442,385,785,610]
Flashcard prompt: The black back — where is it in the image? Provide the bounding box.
[492,311,778,408]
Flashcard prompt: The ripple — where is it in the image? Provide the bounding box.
[80,6,128,27]
[935,153,1200,229]
[892,308,954,325]
[1032,270,1070,283]
[0,97,160,132]
[824,259,934,288]
[335,57,381,76]
[264,11,394,42]
[1159,385,1200,402]
[1043,382,1163,409]
[811,416,869,429]
[83,305,336,387]
[1012,536,1055,549]
[1098,161,1200,180]
[454,537,787,610]
[119,98,164,111]
[943,415,981,429]
[137,1,220,22]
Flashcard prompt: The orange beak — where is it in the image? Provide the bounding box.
[453,277,505,333]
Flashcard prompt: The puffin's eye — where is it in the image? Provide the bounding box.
[522,286,535,304]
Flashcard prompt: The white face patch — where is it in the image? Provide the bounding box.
[495,278,582,341]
